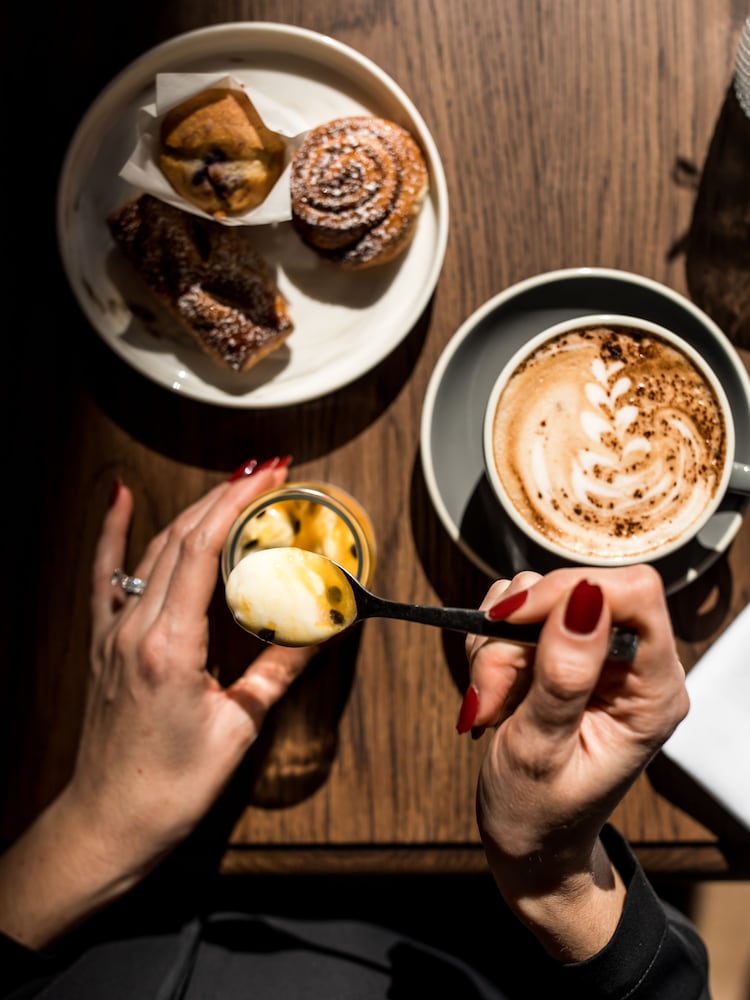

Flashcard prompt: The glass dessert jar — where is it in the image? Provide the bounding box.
[221,480,376,588]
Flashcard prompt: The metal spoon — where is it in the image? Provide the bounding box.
[225,547,638,661]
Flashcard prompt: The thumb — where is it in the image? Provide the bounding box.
[227,644,318,729]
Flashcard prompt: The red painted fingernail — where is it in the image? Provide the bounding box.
[251,455,293,474]
[108,478,121,508]
[564,580,604,635]
[229,458,259,481]
[265,454,292,470]
[228,455,292,480]
[487,589,528,620]
[456,684,480,734]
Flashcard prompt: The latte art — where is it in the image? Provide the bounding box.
[490,326,728,560]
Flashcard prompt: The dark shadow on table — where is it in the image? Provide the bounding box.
[648,752,750,875]
[70,292,433,471]
[206,592,365,814]
[666,550,735,645]
[673,85,750,349]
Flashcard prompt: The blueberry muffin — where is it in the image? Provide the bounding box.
[159,87,286,219]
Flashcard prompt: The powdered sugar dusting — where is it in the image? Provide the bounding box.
[290,116,429,268]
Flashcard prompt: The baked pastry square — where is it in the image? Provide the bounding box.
[108,194,293,373]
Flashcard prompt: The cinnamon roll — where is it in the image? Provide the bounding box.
[289,116,429,269]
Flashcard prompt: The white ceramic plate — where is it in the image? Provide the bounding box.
[420,268,750,594]
[57,22,449,408]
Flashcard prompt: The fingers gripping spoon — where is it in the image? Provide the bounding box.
[225,547,638,661]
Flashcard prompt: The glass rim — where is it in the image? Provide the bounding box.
[222,481,375,584]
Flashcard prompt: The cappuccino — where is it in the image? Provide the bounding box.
[485,318,732,564]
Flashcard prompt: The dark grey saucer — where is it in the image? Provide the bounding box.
[420,267,750,594]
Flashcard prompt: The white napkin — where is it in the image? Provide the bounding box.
[661,603,750,833]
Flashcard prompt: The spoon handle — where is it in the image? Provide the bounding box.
[359,596,638,662]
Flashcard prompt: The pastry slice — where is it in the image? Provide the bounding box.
[108,194,293,372]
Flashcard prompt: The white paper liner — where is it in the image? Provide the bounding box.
[118,73,309,226]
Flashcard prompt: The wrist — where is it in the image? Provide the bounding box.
[485,835,627,961]
[0,787,153,950]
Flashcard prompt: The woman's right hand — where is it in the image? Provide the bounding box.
[463,565,688,960]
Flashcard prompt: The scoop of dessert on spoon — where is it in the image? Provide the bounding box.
[224,547,638,661]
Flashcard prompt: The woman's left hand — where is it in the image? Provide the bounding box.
[0,460,320,952]
[71,463,317,873]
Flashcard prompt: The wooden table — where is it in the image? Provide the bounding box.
[4,0,749,880]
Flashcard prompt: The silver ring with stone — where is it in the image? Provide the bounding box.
[111,569,147,597]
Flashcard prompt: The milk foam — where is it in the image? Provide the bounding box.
[491,327,728,559]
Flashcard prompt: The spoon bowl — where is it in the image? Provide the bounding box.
[224,547,638,661]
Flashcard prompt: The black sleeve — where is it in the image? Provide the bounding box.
[0,824,710,1000]
[0,931,59,999]
[524,824,710,999]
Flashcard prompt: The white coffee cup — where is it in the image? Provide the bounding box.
[483,314,739,567]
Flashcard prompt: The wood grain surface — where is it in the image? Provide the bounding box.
[3,0,749,878]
